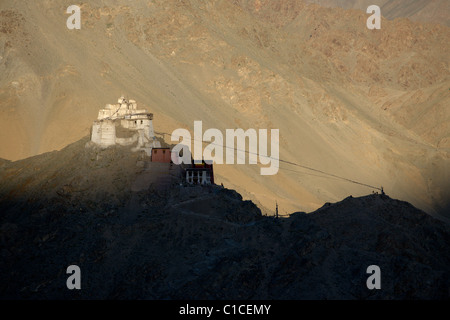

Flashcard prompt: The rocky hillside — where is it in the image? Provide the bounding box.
[0,139,449,299]
[0,0,449,224]
[306,0,450,26]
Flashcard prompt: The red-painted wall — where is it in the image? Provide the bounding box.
[152,148,171,163]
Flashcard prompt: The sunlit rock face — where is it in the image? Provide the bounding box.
[0,0,449,219]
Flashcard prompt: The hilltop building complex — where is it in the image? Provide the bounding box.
[90,96,161,155]
[89,96,215,186]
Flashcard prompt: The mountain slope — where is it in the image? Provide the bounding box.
[306,0,450,26]
[0,0,449,219]
[0,138,449,299]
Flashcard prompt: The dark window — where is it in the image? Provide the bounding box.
[163,150,166,154]
[141,120,143,124]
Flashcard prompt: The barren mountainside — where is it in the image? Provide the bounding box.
[0,139,449,299]
[0,0,449,219]
[306,0,450,26]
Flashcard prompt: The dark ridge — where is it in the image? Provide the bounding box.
[0,137,449,299]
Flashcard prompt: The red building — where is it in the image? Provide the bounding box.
[151,147,171,163]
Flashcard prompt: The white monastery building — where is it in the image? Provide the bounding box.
[90,96,161,155]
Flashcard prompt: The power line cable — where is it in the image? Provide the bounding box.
[155,130,382,191]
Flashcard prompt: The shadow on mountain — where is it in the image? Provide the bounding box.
[0,138,449,299]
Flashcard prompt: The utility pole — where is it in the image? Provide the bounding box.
[275,201,278,219]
